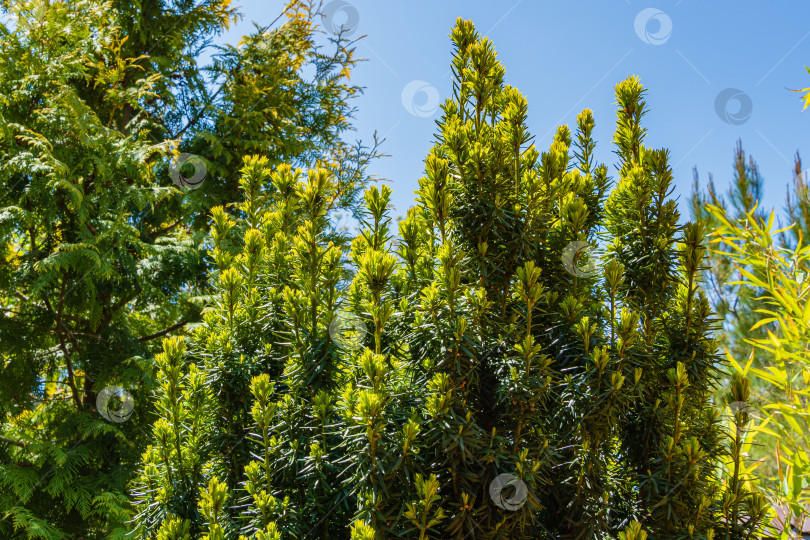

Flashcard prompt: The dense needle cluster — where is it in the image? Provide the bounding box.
[129,19,767,540]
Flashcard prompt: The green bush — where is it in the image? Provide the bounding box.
[130,18,767,540]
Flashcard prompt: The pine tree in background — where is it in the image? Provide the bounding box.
[704,195,810,539]
[691,142,808,493]
[0,0,376,537]
[785,150,809,247]
[690,142,771,376]
[132,18,767,540]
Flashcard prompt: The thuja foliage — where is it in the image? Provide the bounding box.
[132,19,767,540]
[0,0,374,538]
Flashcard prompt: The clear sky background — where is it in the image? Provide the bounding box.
[214,1,809,225]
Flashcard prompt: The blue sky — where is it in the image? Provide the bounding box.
[216,1,810,225]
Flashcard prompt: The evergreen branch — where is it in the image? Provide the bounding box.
[0,435,27,448]
[170,11,287,141]
[99,287,142,330]
[142,219,183,242]
[171,79,229,141]
[43,278,83,411]
[0,310,103,342]
[137,319,189,342]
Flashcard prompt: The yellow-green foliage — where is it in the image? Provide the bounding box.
[708,202,810,536]
[129,18,767,540]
